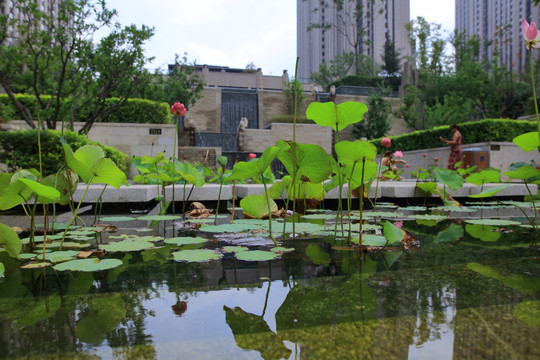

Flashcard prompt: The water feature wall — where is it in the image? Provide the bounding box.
[194,132,239,152]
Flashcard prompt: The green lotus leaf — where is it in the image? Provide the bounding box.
[135,215,181,221]
[271,247,294,253]
[240,194,278,219]
[267,177,291,199]
[468,184,510,198]
[335,140,377,165]
[98,216,136,222]
[504,166,540,181]
[42,250,80,263]
[513,299,540,327]
[465,169,501,185]
[465,219,521,226]
[175,162,205,187]
[276,142,332,184]
[382,221,404,245]
[0,223,21,258]
[228,145,283,182]
[513,131,540,152]
[416,181,438,194]
[99,239,156,252]
[306,101,368,131]
[172,249,223,262]
[465,224,501,242]
[223,246,249,253]
[235,250,279,261]
[163,236,207,245]
[467,262,540,294]
[17,178,60,202]
[433,168,464,191]
[434,223,464,243]
[352,234,388,246]
[0,263,4,278]
[199,222,263,233]
[286,181,325,201]
[53,258,123,272]
[306,244,331,265]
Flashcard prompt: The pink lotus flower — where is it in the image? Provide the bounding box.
[394,221,403,229]
[423,153,427,157]
[381,137,391,147]
[170,102,186,116]
[434,157,439,161]
[393,150,403,158]
[248,153,257,159]
[522,19,540,50]
[405,164,410,168]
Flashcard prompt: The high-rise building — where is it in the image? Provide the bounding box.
[296,0,411,82]
[455,0,540,72]
[1,0,62,45]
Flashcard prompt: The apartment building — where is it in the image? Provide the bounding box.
[1,0,61,45]
[296,0,412,82]
[456,0,540,72]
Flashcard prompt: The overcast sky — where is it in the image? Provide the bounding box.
[102,0,455,75]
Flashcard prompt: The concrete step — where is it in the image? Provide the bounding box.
[72,181,537,203]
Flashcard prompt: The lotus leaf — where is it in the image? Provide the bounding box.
[0,223,21,258]
[306,244,331,265]
[235,250,279,261]
[53,258,123,272]
[465,224,501,242]
[172,249,223,262]
[164,236,207,245]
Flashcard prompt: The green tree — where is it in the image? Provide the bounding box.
[304,0,384,76]
[352,87,391,139]
[136,53,204,110]
[0,0,154,133]
[405,16,448,75]
[283,79,306,115]
[381,38,402,75]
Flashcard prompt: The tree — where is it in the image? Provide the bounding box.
[136,53,204,110]
[0,0,154,133]
[304,0,384,76]
[352,87,391,139]
[381,38,401,75]
[283,79,305,115]
[405,16,448,75]
[309,52,355,89]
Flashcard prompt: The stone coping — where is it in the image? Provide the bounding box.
[72,182,537,203]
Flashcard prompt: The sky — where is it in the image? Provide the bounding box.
[102,0,455,76]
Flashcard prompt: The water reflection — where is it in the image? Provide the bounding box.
[0,217,538,359]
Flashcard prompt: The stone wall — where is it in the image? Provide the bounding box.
[187,87,407,138]
[239,123,333,153]
[6,120,176,178]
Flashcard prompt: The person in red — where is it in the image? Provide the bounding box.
[440,124,462,170]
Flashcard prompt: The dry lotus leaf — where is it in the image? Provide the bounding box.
[190,202,206,210]
[77,249,107,259]
[401,229,420,250]
[185,209,212,218]
[92,224,118,232]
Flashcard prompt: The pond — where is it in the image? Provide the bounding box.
[0,202,539,360]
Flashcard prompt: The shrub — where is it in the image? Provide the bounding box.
[0,94,170,124]
[269,115,313,124]
[100,98,171,124]
[0,129,131,176]
[329,75,401,91]
[369,119,537,153]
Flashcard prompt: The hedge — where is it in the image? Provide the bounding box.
[0,129,131,177]
[329,75,401,92]
[0,94,171,124]
[370,119,537,153]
